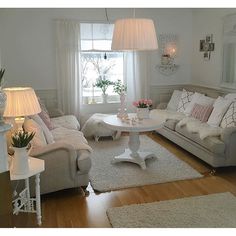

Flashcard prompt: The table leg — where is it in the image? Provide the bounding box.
[112,132,157,169]
[25,178,31,211]
[35,173,42,226]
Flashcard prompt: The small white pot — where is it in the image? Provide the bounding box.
[12,147,29,175]
[136,107,150,119]
[102,94,108,103]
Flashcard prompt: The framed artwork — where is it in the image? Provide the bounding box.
[200,34,215,60]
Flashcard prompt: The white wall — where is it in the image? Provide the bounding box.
[0,8,193,90]
[192,8,236,89]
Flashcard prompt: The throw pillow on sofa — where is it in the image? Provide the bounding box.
[220,101,236,128]
[177,89,194,113]
[24,118,47,148]
[167,90,183,111]
[207,96,232,127]
[29,114,54,144]
[37,97,54,130]
[224,93,236,100]
[190,103,214,122]
[184,93,215,116]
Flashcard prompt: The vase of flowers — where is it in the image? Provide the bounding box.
[113,80,127,118]
[11,130,35,175]
[0,68,6,123]
[133,99,152,119]
[95,77,113,103]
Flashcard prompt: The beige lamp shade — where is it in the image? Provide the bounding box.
[3,87,41,117]
[111,18,158,51]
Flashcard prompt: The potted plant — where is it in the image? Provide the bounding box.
[11,130,35,175]
[95,77,113,103]
[0,68,6,123]
[133,99,153,119]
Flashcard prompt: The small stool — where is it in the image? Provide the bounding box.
[81,113,121,142]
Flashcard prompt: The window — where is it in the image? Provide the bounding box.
[80,23,124,104]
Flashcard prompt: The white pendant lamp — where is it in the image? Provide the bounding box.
[112,18,158,51]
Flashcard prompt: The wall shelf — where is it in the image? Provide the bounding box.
[156,64,179,76]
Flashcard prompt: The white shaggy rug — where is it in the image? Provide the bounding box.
[88,135,202,192]
[107,192,236,228]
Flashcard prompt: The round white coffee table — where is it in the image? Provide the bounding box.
[103,113,163,169]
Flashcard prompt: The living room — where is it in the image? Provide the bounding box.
[1,0,236,233]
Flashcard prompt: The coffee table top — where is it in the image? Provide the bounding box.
[103,113,163,132]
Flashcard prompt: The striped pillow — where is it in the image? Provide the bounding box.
[190,103,213,122]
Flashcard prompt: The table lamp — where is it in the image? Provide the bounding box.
[3,87,41,130]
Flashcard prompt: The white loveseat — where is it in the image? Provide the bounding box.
[150,89,236,168]
[22,111,92,195]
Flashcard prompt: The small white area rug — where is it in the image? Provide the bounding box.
[88,135,202,192]
[107,192,236,228]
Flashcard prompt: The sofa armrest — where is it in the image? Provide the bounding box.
[221,127,236,143]
[29,142,78,182]
[156,102,168,110]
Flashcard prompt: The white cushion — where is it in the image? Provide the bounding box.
[220,101,236,128]
[224,93,236,100]
[51,115,80,130]
[207,96,232,127]
[167,90,183,111]
[30,114,54,144]
[24,119,47,148]
[184,93,215,116]
[177,89,194,113]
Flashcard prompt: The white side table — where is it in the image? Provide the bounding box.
[10,157,45,226]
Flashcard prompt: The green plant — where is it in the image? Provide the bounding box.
[113,80,127,95]
[95,78,113,95]
[11,130,35,148]
[0,68,5,87]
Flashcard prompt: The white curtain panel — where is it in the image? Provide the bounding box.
[124,51,150,112]
[55,20,81,116]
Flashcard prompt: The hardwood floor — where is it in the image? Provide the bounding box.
[13,132,236,228]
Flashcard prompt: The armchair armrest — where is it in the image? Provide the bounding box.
[221,127,236,143]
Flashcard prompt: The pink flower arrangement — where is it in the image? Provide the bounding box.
[132,99,153,108]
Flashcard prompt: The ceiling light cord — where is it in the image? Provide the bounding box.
[105,8,109,23]
[133,8,136,18]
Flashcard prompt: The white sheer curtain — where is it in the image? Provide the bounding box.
[124,51,150,112]
[55,20,81,116]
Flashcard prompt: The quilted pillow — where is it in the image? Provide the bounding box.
[220,101,236,128]
[190,103,214,122]
[177,89,194,113]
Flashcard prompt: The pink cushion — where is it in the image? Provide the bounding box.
[190,103,213,122]
[37,97,54,130]
[38,111,54,130]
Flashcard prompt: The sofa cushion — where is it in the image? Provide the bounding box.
[207,96,232,127]
[164,119,179,131]
[177,89,194,113]
[175,125,225,154]
[184,93,215,116]
[30,114,54,144]
[220,101,236,128]
[24,118,47,148]
[167,90,182,111]
[51,115,80,130]
[190,103,213,122]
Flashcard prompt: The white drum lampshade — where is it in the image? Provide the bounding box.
[111,18,158,51]
[3,87,41,129]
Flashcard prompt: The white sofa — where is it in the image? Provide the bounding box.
[150,90,236,168]
[22,112,92,195]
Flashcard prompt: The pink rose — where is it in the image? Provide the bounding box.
[133,101,138,107]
